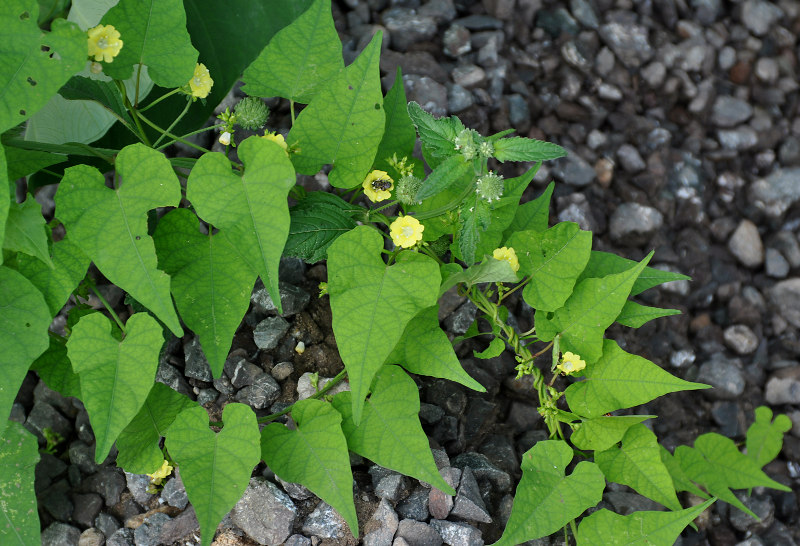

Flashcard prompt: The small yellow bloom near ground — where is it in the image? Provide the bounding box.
[147,459,173,486]
[492,247,520,272]
[362,170,394,202]
[261,131,289,156]
[390,215,424,248]
[189,63,213,98]
[87,25,123,63]
[556,351,586,375]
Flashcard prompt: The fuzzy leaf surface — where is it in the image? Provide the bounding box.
[15,234,88,316]
[67,312,163,463]
[55,143,183,335]
[456,193,491,266]
[288,33,384,188]
[535,253,653,362]
[116,382,195,474]
[242,0,342,103]
[389,306,485,391]
[0,421,40,545]
[284,192,360,263]
[596,424,682,511]
[577,499,714,546]
[504,181,554,238]
[493,136,567,163]
[509,222,592,312]
[333,365,455,494]
[746,406,792,469]
[579,251,690,296]
[188,136,294,315]
[3,198,52,268]
[373,67,417,177]
[328,226,439,425]
[494,440,604,545]
[167,404,260,546]
[0,266,50,430]
[30,336,81,399]
[415,153,472,202]
[566,340,708,418]
[154,209,257,378]
[570,415,652,452]
[406,101,464,163]
[261,399,357,536]
[615,301,681,328]
[0,1,85,133]
[100,0,198,87]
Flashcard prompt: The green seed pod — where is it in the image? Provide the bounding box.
[476,172,504,202]
[395,174,423,205]
[234,97,270,130]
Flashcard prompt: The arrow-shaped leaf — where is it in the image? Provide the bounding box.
[0,421,41,545]
[188,136,294,316]
[261,399,357,536]
[332,365,456,494]
[570,415,652,452]
[327,226,439,425]
[579,250,690,296]
[615,300,681,328]
[154,208,257,378]
[504,181,554,238]
[55,143,183,336]
[67,312,163,463]
[166,403,260,546]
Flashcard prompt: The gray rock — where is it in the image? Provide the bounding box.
[711,96,753,128]
[749,168,800,219]
[741,0,784,36]
[78,528,105,546]
[429,467,459,519]
[106,528,135,546]
[41,479,73,521]
[443,24,471,57]
[557,193,600,233]
[569,0,599,28]
[285,535,312,546]
[196,388,219,405]
[453,14,503,30]
[9,401,25,424]
[224,357,262,388]
[36,452,68,491]
[443,300,477,335]
[235,373,281,409]
[183,336,213,381]
[371,468,406,502]
[507,94,530,128]
[133,512,172,546]
[253,316,290,350]
[609,203,664,246]
[641,61,666,87]
[213,374,235,395]
[397,519,443,546]
[552,153,595,187]
[363,498,399,546]
[302,502,348,540]
[670,349,696,369]
[271,361,294,381]
[594,47,615,77]
[95,512,121,539]
[598,20,653,68]
[765,370,800,405]
[773,232,800,268]
[729,493,775,532]
[778,135,800,166]
[717,127,758,150]
[448,84,473,113]
[451,467,491,523]
[72,493,104,528]
[728,220,764,268]
[158,506,200,544]
[403,75,448,118]
[42,522,81,546]
[251,282,310,317]
[696,354,746,400]
[765,248,790,278]
[296,373,350,400]
[452,64,486,88]
[382,9,437,51]
[755,57,779,83]
[597,83,623,101]
[451,452,511,493]
[125,472,156,505]
[429,520,484,546]
[418,0,456,22]
[34,380,75,416]
[156,361,192,397]
[231,477,297,545]
[25,400,72,444]
[398,487,430,521]
[277,477,314,500]
[161,471,188,509]
[606,491,663,514]
[723,325,759,355]
[83,467,126,506]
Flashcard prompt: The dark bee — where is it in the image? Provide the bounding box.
[371,178,393,191]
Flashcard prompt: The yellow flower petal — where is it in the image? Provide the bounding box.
[261,131,289,156]
[147,459,173,485]
[189,63,213,99]
[87,25,123,63]
[362,170,394,203]
[556,351,586,375]
[389,215,424,248]
[492,247,519,272]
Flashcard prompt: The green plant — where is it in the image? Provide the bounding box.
[0,0,791,544]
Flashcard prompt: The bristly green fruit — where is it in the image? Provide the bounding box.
[234,96,270,130]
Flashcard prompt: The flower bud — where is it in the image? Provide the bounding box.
[454,128,478,160]
[478,140,494,158]
[218,131,232,146]
[234,96,270,130]
[476,172,504,202]
[395,175,423,205]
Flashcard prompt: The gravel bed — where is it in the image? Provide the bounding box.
[20,0,800,544]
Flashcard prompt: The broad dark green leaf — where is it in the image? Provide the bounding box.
[261,399,357,536]
[154,209,257,378]
[0,0,86,133]
[746,406,792,469]
[67,312,164,463]
[615,301,681,328]
[504,181,554,239]
[58,75,134,127]
[438,258,518,296]
[101,0,199,87]
[4,146,66,183]
[288,33,384,189]
[415,154,472,202]
[3,197,52,268]
[241,0,342,103]
[327,226,439,425]
[493,136,567,163]
[55,143,183,336]
[570,415,652,452]
[30,336,81,399]
[373,67,417,177]
[283,192,360,263]
[566,340,708,418]
[0,421,41,545]
[579,251,691,296]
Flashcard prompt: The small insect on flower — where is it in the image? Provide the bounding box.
[492,246,520,272]
[362,170,394,203]
[189,63,213,99]
[556,352,586,375]
[87,24,123,63]
[390,215,424,248]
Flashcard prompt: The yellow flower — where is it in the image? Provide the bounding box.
[189,63,213,99]
[87,25,123,63]
[147,459,173,486]
[556,352,586,375]
[261,131,289,156]
[389,215,424,248]
[492,247,519,272]
[362,170,394,202]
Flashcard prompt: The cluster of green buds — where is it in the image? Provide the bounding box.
[476,171,504,202]
[216,97,271,147]
[454,128,479,159]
